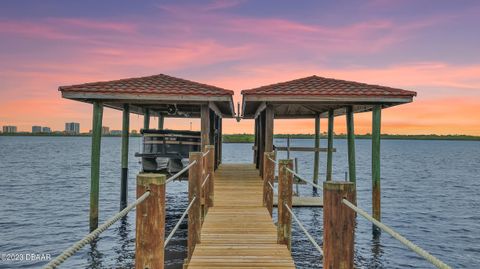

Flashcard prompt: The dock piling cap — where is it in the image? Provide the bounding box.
[323,181,355,191]
[137,173,167,186]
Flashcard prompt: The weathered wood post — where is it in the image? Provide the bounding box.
[135,173,166,269]
[120,104,129,210]
[313,113,320,192]
[263,151,275,217]
[372,105,382,235]
[90,101,103,232]
[323,181,356,269]
[143,108,150,129]
[158,113,164,130]
[277,159,293,250]
[200,105,210,150]
[326,109,334,181]
[186,152,202,265]
[346,106,356,184]
[205,145,215,209]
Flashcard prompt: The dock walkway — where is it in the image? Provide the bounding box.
[188,164,296,268]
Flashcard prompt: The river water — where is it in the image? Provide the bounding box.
[0,136,479,268]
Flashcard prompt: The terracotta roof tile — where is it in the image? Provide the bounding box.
[241,75,417,98]
[59,74,234,96]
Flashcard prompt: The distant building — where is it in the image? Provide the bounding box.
[32,126,42,133]
[65,122,80,134]
[102,126,110,135]
[3,126,17,133]
[110,130,122,135]
[42,127,51,133]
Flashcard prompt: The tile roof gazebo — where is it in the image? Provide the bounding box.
[241,75,417,232]
[59,73,235,231]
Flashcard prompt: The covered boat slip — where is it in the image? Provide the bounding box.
[59,74,235,231]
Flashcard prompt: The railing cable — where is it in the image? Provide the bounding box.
[202,150,210,158]
[43,191,151,269]
[267,157,278,165]
[342,199,451,269]
[164,196,197,247]
[284,204,324,259]
[201,174,210,188]
[165,160,197,184]
[285,166,322,190]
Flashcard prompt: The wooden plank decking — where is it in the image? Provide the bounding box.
[187,164,296,268]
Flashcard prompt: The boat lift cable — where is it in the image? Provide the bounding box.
[201,173,210,188]
[43,191,151,269]
[342,199,451,269]
[284,204,324,259]
[285,166,322,191]
[165,196,197,247]
[165,160,197,184]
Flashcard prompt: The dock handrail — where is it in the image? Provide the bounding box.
[165,196,197,247]
[284,203,323,259]
[342,199,452,269]
[201,173,210,188]
[284,166,322,191]
[166,160,197,184]
[43,191,151,269]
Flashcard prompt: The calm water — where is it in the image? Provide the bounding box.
[0,136,479,268]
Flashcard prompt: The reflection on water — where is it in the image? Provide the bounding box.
[0,137,479,268]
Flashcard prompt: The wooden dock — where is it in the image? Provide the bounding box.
[187,164,296,268]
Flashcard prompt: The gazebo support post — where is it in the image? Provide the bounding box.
[346,106,356,184]
[313,113,320,192]
[201,105,210,150]
[158,113,164,130]
[263,105,274,177]
[144,108,150,130]
[372,104,382,235]
[326,109,334,181]
[253,117,258,165]
[120,104,129,210]
[90,101,103,232]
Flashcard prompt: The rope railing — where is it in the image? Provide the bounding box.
[165,160,197,184]
[342,199,451,269]
[202,150,210,158]
[43,191,151,269]
[284,204,324,259]
[201,173,210,188]
[267,156,278,165]
[164,196,197,247]
[284,166,322,190]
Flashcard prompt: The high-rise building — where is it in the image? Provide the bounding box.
[2,126,17,133]
[65,122,80,134]
[102,126,110,135]
[32,126,42,133]
[42,127,51,133]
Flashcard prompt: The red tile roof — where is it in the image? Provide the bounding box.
[241,75,417,97]
[59,74,234,96]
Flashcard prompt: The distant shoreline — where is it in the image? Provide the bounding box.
[2,133,479,142]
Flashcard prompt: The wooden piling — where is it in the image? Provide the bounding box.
[326,109,334,181]
[205,145,215,209]
[277,159,293,250]
[90,101,103,232]
[323,181,356,269]
[120,104,129,210]
[187,152,202,264]
[346,106,356,184]
[158,113,164,130]
[135,173,166,269]
[372,105,382,234]
[263,151,275,217]
[143,108,150,129]
[313,113,320,191]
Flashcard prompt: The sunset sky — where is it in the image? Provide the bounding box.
[1,0,479,135]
